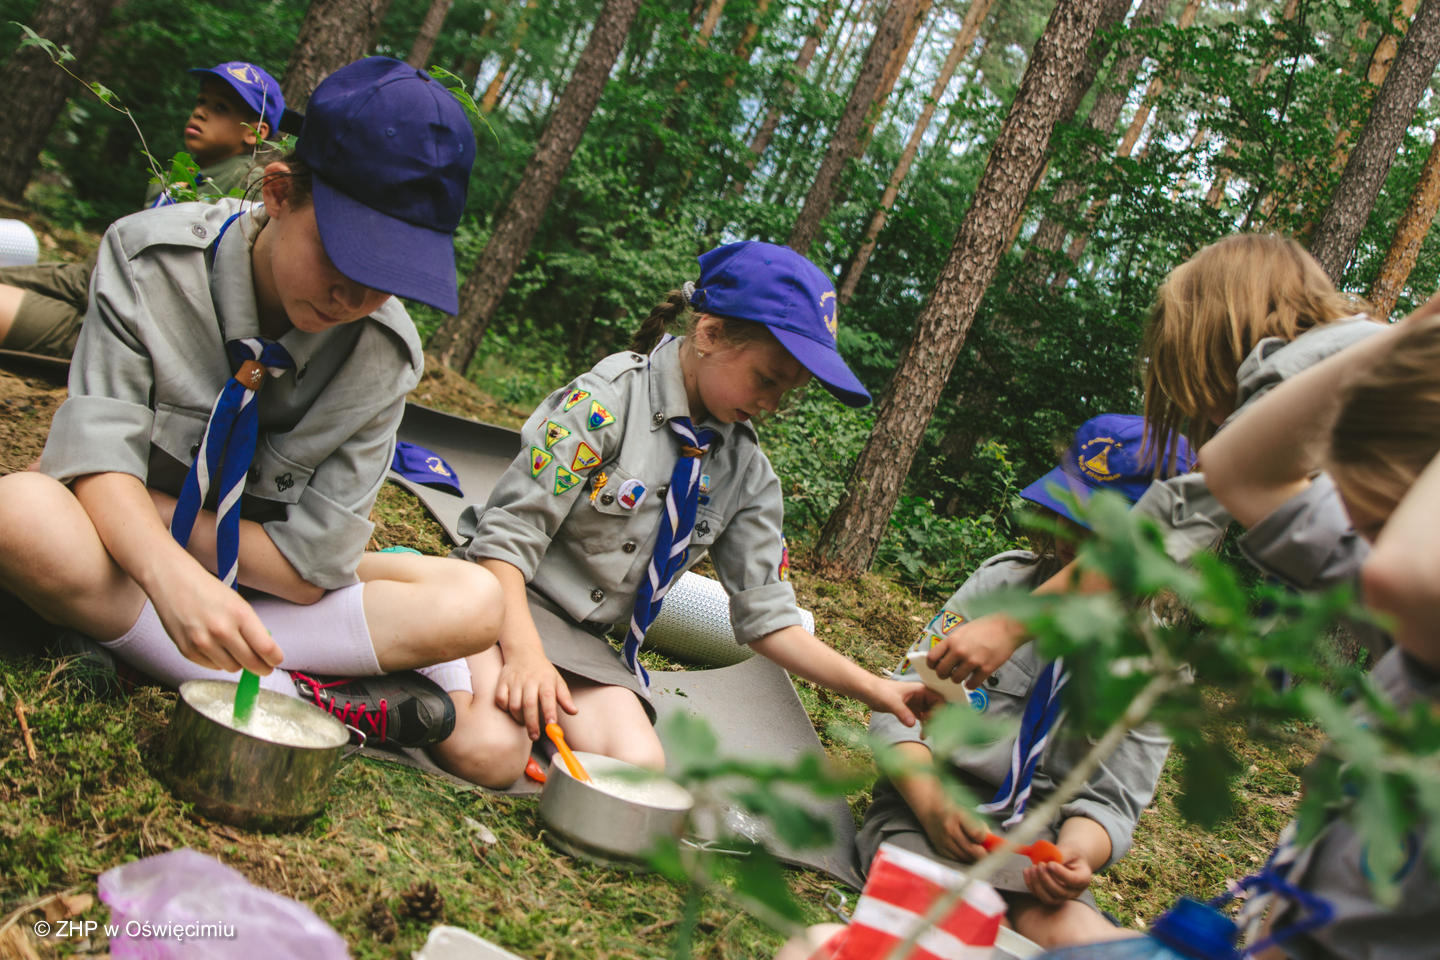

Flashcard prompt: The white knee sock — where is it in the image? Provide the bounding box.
[415,657,472,694]
[101,583,381,692]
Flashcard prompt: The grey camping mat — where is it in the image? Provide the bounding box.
[386,401,865,889]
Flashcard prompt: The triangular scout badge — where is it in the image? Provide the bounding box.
[544,420,571,449]
[553,465,582,495]
[562,388,590,412]
[529,446,553,478]
[587,399,615,431]
[571,441,602,472]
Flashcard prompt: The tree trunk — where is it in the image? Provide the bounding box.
[816,0,871,91]
[0,0,118,202]
[813,0,1108,577]
[855,0,934,152]
[838,0,994,304]
[1030,0,1170,256]
[788,0,919,256]
[283,0,394,110]
[406,0,455,68]
[1309,0,1440,282]
[1367,126,1440,320]
[481,0,540,114]
[428,0,643,373]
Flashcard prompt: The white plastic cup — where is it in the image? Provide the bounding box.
[0,219,39,267]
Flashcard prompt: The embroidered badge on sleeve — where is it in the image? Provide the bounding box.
[553,465,583,495]
[562,388,590,412]
[587,399,615,431]
[544,420,571,449]
[571,441,602,472]
[529,446,553,478]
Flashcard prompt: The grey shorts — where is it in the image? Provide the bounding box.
[529,588,655,723]
[0,255,95,357]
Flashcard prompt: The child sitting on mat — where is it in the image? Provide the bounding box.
[858,414,1190,950]
[0,57,500,748]
[431,241,940,787]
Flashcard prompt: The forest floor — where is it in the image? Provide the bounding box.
[0,209,1320,960]
[0,357,1322,959]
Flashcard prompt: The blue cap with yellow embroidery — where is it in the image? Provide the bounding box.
[1020,413,1194,526]
[690,241,871,407]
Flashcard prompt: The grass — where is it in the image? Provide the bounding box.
[0,344,1322,956]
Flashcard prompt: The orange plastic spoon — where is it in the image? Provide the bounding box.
[545,723,590,782]
[982,833,1064,864]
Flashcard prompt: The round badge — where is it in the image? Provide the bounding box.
[967,688,989,712]
[617,477,647,510]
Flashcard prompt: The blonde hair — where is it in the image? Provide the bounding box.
[1142,234,1359,472]
[1330,315,1440,522]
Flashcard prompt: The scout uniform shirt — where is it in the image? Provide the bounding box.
[1131,317,1385,565]
[143,151,265,207]
[41,198,423,590]
[458,335,801,642]
[862,550,1172,874]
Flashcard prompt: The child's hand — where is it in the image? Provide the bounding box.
[916,801,990,863]
[925,613,1027,689]
[1022,848,1094,905]
[494,649,578,740]
[149,561,281,673]
[872,678,944,726]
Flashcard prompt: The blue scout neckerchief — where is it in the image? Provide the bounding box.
[169,212,294,587]
[621,415,717,687]
[977,657,1068,827]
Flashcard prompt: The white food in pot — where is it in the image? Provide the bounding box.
[188,684,337,749]
[582,772,693,810]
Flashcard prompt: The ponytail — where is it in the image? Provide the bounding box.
[630,289,689,354]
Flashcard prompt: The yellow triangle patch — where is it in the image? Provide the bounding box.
[571,441,602,472]
[562,388,590,412]
[586,399,615,431]
[544,420,570,449]
[529,446,552,478]
[553,465,582,495]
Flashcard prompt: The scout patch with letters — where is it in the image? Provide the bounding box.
[1077,433,1122,482]
[618,477,646,509]
[544,420,571,449]
[529,446,553,478]
[571,441,602,472]
[587,399,615,431]
[553,465,582,495]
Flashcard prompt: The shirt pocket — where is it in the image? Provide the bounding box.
[687,504,724,561]
[248,437,315,506]
[982,653,1039,711]
[573,463,662,551]
[151,402,209,470]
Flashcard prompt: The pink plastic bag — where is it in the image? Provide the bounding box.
[98,848,348,959]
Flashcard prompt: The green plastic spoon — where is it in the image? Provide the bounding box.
[234,669,260,725]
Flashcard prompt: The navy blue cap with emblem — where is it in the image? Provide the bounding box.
[1020,413,1195,525]
[188,61,286,138]
[391,440,463,496]
[690,241,871,407]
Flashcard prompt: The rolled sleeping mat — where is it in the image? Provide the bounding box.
[0,219,39,267]
[646,571,816,667]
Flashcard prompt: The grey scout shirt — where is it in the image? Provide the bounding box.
[458,335,801,641]
[1132,317,1385,565]
[42,199,423,590]
[870,550,1172,868]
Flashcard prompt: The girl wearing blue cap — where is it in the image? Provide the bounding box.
[857,415,1190,950]
[434,241,938,787]
[0,58,499,747]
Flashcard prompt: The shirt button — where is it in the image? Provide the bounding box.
[296,363,307,381]
[190,223,207,239]
[652,413,665,426]
[190,440,201,457]
[590,588,604,603]
[622,541,636,553]
[986,675,999,687]
[601,493,615,505]
[656,485,668,497]
[631,353,642,362]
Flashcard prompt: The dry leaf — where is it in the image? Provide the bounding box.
[0,926,42,960]
[464,816,498,845]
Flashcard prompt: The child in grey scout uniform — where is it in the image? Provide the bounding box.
[921,234,1386,695]
[1197,304,1439,960]
[0,60,284,358]
[429,241,941,788]
[859,415,1191,950]
[0,57,500,747]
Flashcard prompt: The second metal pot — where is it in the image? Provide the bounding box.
[538,751,694,867]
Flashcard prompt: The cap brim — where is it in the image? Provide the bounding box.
[311,176,459,314]
[769,326,871,407]
[1018,468,1093,528]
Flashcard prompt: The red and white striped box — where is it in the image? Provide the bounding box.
[818,843,1005,960]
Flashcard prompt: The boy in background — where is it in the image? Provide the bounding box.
[0,61,285,358]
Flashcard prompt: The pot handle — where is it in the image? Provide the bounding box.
[342,724,367,759]
[824,887,852,925]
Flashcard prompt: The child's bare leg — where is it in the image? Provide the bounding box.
[356,552,504,669]
[0,284,23,345]
[0,472,146,639]
[1009,896,1138,949]
[428,647,532,788]
[560,679,665,770]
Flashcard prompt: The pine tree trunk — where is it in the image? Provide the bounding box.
[1309,0,1440,282]
[817,0,870,90]
[856,0,933,151]
[1029,0,1169,257]
[283,0,394,110]
[1368,126,1440,320]
[406,0,455,68]
[0,0,118,202]
[481,0,539,113]
[837,0,994,305]
[788,0,919,256]
[813,0,1109,578]
[428,0,643,373]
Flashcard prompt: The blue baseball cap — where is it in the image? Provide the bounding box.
[295,57,476,313]
[691,241,871,407]
[1020,414,1195,527]
[391,441,463,496]
[188,62,286,138]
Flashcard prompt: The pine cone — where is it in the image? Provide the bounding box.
[365,899,398,943]
[399,881,445,923]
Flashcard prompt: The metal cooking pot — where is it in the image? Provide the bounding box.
[163,679,356,832]
[539,751,694,867]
